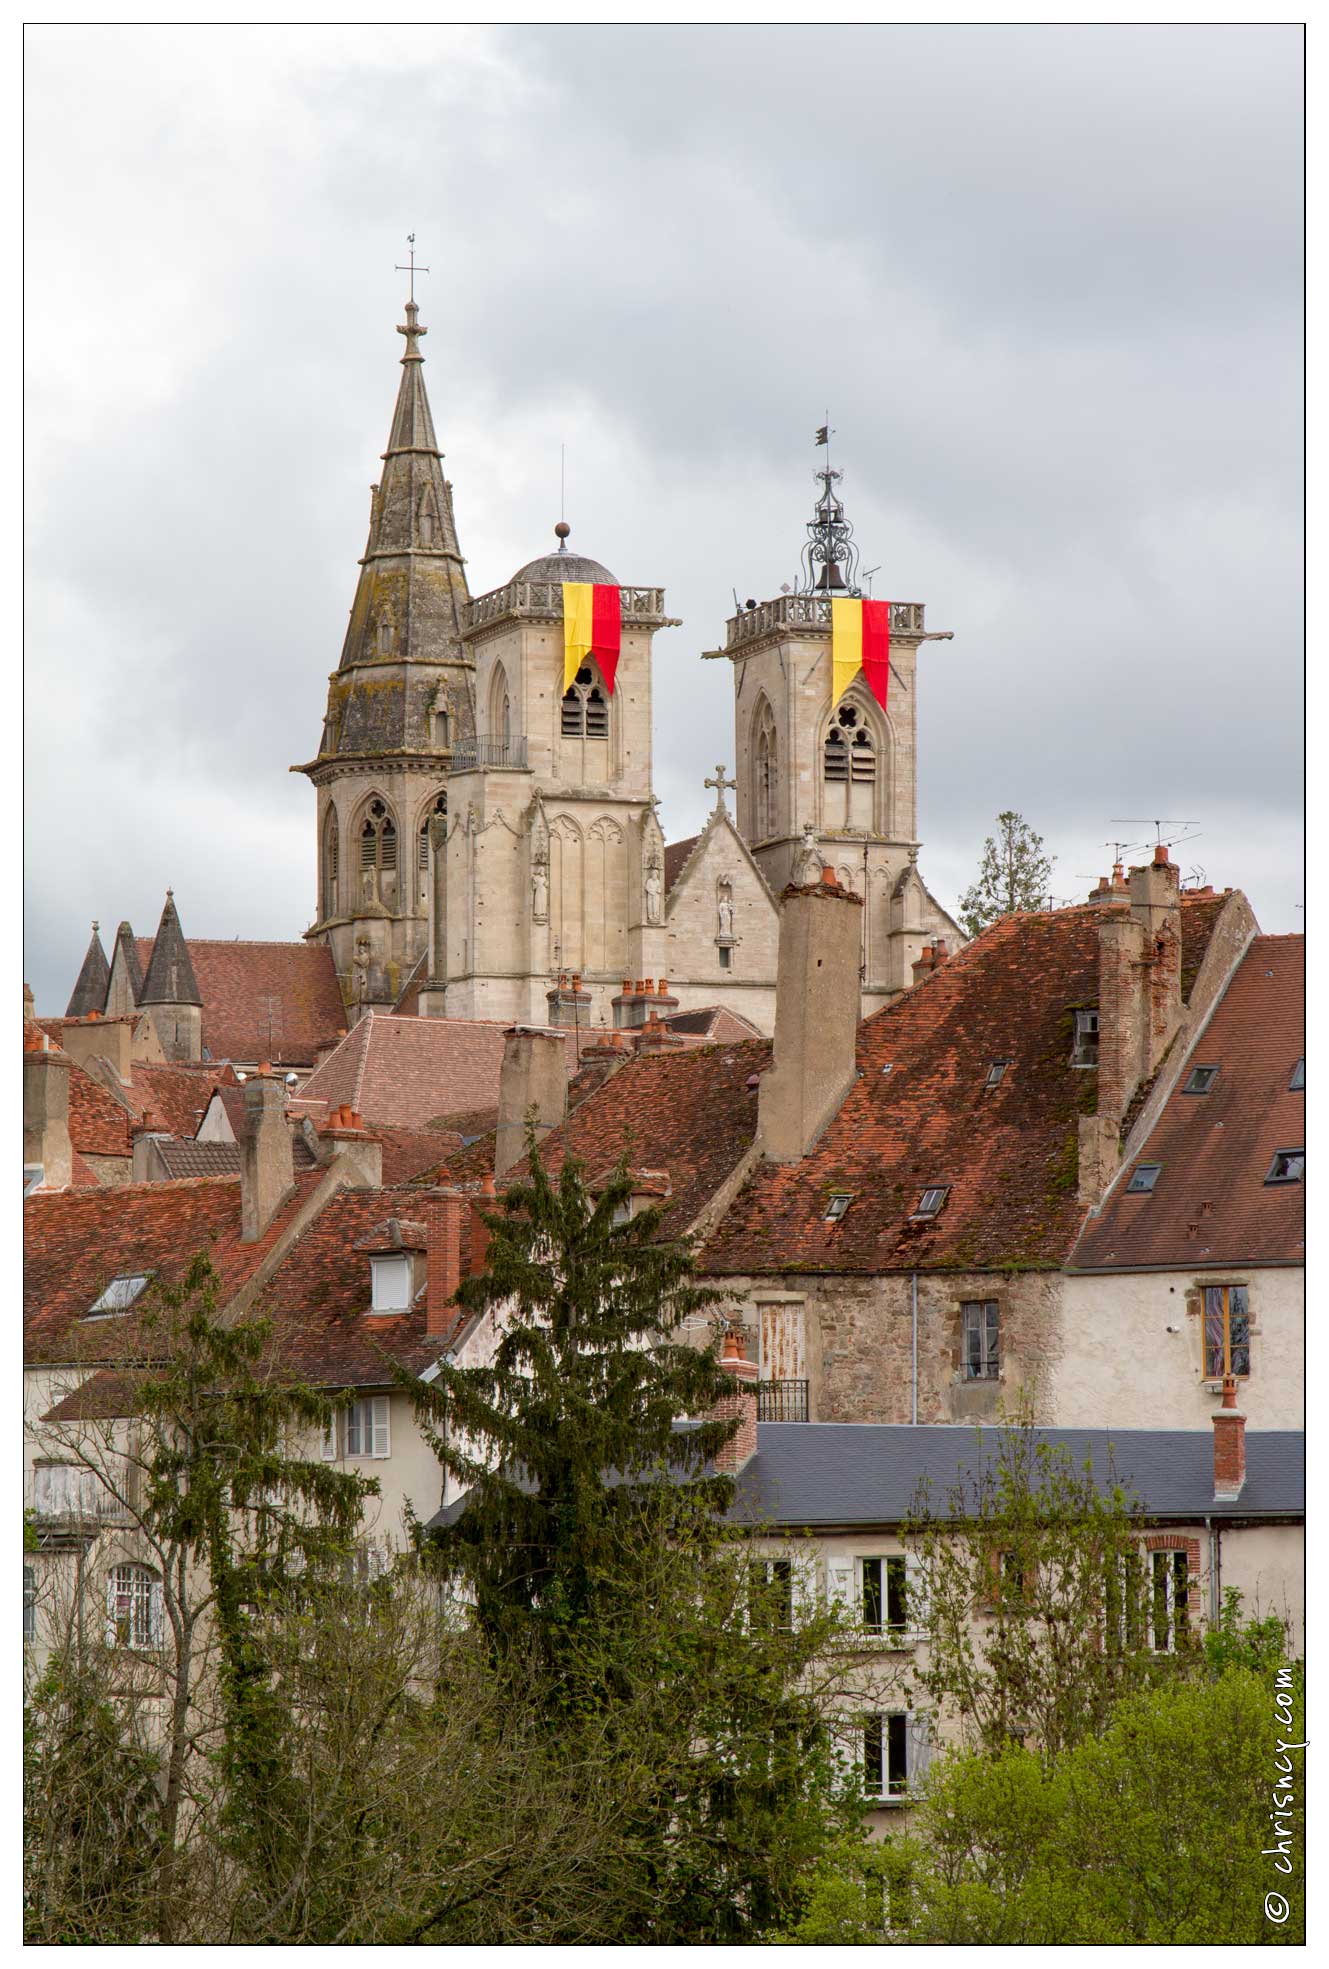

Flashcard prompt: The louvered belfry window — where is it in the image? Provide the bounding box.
[360,799,397,871]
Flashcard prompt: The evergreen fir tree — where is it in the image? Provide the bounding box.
[958,810,1056,937]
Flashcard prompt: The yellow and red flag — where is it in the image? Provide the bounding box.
[562,583,622,695]
[830,597,891,712]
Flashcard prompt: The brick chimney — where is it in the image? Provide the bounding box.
[713,1325,760,1474]
[1212,1375,1246,1501]
[759,868,863,1162]
[496,1025,567,1178]
[23,1029,72,1189]
[239,1069,295,1242]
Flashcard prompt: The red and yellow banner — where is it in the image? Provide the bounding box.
[562,583,622,695]
[831,597,891,712]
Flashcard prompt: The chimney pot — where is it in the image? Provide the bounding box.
[713,1324,760,1473]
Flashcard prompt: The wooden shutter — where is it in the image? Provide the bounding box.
[371,1396,391,1459]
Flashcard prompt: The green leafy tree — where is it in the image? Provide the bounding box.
[905,1420,1184,1762]
[958,811,1055,937]
[408,1147,856,1942]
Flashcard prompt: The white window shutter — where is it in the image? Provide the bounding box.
[905,1710,934,1788]
[149,1577,165,1646]
[320,1414,337,1461]
[371,1396,391,1459]
[104,1571,118,1648]
[905,1550,930,1631]
[826,1556,856,1619]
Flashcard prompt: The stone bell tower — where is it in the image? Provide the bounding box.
[718,454,962,1006]
[293,285,475,1015]
[422,525,680,1028]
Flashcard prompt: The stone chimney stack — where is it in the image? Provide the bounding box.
[1095,845,1182,1132]
[759,868,863,1162]
[23,1029,73,1190]
[318,1105,383,1187]
[712,1326,760,1475]
[60,1013,134,1084]
[496,1025,567,1178]
[239,1068,295,1242]
[1212,1375,1247,1501]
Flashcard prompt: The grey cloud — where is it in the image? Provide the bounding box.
[24,24,1302,1013]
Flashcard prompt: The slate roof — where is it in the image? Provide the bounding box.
[1073,935,1305,1272]
[701,894,1232,1277]
[728,1423,1305,1526]
[23,1172,325,1363]
[666,1006,766,1042]
[65,925,110,1018]
[297,1013,565,1133]
[664,836,699,894]
[139,893,203,1006]
[134,937,345,1066]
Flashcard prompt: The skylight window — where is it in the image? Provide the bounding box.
[1290,1058,1305,1092]
[1126,1165,1161,1195]
[86,1274,152,1319]
[1265,1149,1304,1186]
[985,1062,1010,1089]
[824,1192,853,1223]
[1183,1065,1220,1094]
[912,1185,949,1220]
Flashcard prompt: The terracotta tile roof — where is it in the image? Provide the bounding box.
[128,1062,234,1138]
[371,1122,465,1184]
[70,1149,102,1188]
[252,1186,488,1386]
[153,1139,247,1180]
[297,1013,568,1133]
[664,836,699,894]
[135,937,345,1066]
[43,1370,148,1423]
[23,1171,324,1363]
[66,1060,135,1157]
[700,895,1233,1278]
[488,1041,770,1237]
[1073,935,1304,1272]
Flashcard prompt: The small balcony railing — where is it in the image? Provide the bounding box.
[757,1379,810,1423]
[449,734,529,772]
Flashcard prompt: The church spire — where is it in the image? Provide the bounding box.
[139,890,202,1008]
[65,921,110,1017]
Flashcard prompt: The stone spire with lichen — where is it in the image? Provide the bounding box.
[65,921,110,1017]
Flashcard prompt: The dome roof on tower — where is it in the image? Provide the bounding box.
[512,549,617,586]
[512,526,616,587]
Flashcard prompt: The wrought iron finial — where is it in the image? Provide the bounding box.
[798,441,862,596]
[395,233,429,304]
[396,235,430,356]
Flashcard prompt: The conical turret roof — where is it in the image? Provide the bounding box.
[139,891,203,1007]
[66,922,110,1017]
[112,921,145,1002]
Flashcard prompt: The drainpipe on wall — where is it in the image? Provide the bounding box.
[1206,1517,1221,1626]
[911,1272,918,1425]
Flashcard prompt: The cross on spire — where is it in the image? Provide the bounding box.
[705,764,737,814]
[395,233,429,304]
[396,235,430,357]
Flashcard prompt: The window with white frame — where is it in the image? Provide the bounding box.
[343,1397,391,1459]
[962,1300,1000,1380]
[863,1712,910,1799]
[862,1555,909,1635]
[106,1564,162,1649]
[1071,1008,1100,1067]
[1150,1549,1191,1653]
[86,1273,152,1318]
[370,1255,413,1313]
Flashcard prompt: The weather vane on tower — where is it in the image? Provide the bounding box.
[395,233,429,305]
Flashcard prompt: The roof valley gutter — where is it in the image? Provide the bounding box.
[911,1271,918,1427]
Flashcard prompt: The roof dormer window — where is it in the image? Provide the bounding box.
[370,1254,413,1313]
[1184,1065,1220,1094]
[1290,1058,1305,1092]
[1126,1164,1161,1195]
[1265,1148,1304,1186]
[86,1274,152,1319]
[985,1061,1010,1089]
[824,1192,853,1222]
[912,1185,949,1220]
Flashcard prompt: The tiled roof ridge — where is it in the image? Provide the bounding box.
[350,1012,374,1115]
[24,1171,242,1213]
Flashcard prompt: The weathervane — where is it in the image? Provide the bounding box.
[395,233,429,304]
[799,419,862,596]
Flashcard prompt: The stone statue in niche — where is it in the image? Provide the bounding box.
[717,881,735,941]
[795,822,822,886]
[531,851,549,923]
[645,855,664,925]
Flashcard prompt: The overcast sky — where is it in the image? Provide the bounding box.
[24,23,1303,1012]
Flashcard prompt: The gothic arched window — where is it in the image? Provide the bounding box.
[419,793,447,873]
[322,808,340,919]
[359,798,397,871]
[562,666,609,738]
[823,702,880,829]
[488,663,512,745]
[753,699,778,839]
